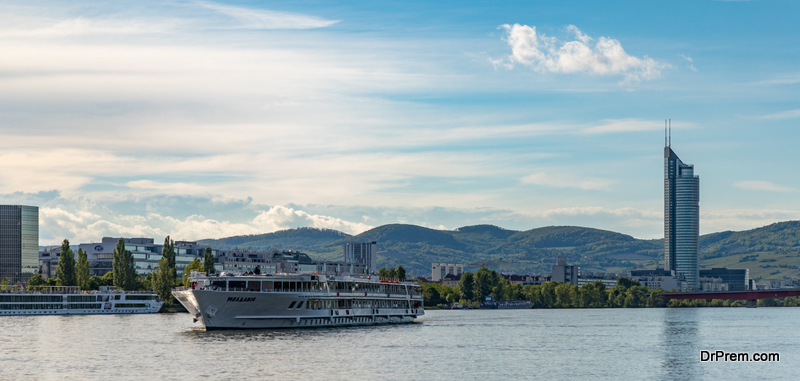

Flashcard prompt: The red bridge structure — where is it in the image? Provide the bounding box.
[658,289,800,308]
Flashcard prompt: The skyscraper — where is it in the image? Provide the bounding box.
[0,205,39,283]
[664,142,699,291]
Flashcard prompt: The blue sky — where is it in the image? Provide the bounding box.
[2,0,800,244]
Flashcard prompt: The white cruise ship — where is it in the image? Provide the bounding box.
[0,286,163,315]
[173,271,424,330]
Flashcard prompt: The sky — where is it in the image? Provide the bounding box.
[2,0,800,245]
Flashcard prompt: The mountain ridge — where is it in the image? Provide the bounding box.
[198,221,800,282]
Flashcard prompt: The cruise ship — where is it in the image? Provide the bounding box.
[173,271,424,330]
[0,286,163,315]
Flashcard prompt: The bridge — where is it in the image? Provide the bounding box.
[658,289,800,308]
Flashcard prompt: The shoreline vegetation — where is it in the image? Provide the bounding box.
[421,268,800,309]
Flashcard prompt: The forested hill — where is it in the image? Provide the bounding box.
[197,227,351,251]
[198,220,800,281]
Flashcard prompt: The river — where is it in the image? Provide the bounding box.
[0,308,796,380]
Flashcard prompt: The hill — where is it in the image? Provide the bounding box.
[198,227,351,251]
[198,220,800,282]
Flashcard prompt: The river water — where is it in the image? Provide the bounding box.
[0,308,797,380]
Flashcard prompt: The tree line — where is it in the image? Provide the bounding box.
[421,267,800,308]
[421,267,668,308]
[377,266,406,281]
[28,237,219,304]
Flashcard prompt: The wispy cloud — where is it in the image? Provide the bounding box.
[680,54,697,72]
[493,24,667,83]
[756,73,800,86]
[195,1,339,30]
[521,172,614,191]
[755,109,800,120]
[734,181,795,192]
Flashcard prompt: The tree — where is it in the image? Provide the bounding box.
[203,247,215,274]
[397,266,406,282]
[27,274,46,287]
[162,236,177,283]
[152,257,173,303]
[459,272,475,302]
[473,267,495,301]
[113,238,136,290]
[76,248,90,290]
[378,267,388,280]
[183,259,203,288]
[57,239,76,286]
[387,267,397,281]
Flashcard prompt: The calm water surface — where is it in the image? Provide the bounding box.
[1,308,797,380]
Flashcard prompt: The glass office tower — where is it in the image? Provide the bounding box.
[664,147,699,291]
[0,205,39,283]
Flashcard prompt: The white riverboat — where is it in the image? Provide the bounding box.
[173,271,424,330]
[0,286,163,315]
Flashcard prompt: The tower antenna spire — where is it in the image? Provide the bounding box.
[668,119,671,147]
[665,120,668,147]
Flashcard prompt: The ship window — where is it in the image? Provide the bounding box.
[248,281,261,292]
[288,301,296,309]
[262,281,273,291]
[296,301,303,309]
[229,281,246,290]
[212,281,227,290]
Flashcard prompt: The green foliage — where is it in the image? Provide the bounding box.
[203,247,215,274]
[57,239,76,286]
[113,238,136,290]
[473,267,494,301]
[397,266,406,281]
[152,257,173,303]
[162,236,177,281]
[27,274,46,287]
[183,259,203,288]
[76,248,90,290]
[459,272,474,301]
[422,282,461,307]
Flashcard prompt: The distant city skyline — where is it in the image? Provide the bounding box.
[2,1,800,245]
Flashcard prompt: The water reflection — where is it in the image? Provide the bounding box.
[179,321,423,343]
[661,308,702,380]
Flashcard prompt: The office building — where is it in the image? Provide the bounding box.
[552,256,579,285]
[343,241,377,273]
[699,268,749,291]
[431,263,463,282]
[665,138,700,290]
[0,205,38,283]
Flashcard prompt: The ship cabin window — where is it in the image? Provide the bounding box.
[296,301,303,309]
[288,301,296,309]
[228,281,246,291]
[212,281,227,290]
[262,281,273,292]
[247,281,261,292]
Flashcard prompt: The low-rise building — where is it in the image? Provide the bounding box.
[630,268,685,291]
[432,263,463,282]
[441,273,461,287]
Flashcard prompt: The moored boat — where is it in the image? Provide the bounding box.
[0,286,163,315]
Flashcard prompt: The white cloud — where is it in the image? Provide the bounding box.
[734,181,794,192]
[36,198,373,245]
[495,24,666,83]
[195,1,339,29]
[521,172,614,191]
